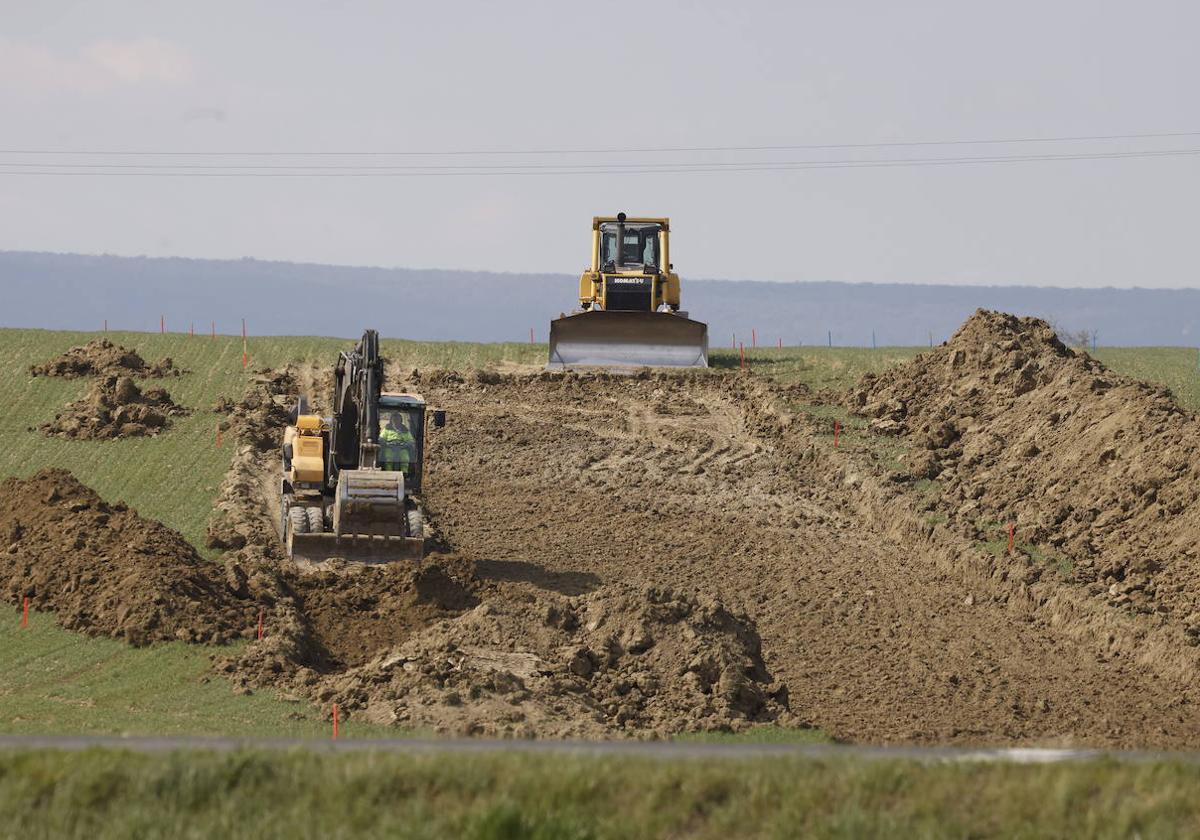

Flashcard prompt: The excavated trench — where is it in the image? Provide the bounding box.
[10,311,1200,744]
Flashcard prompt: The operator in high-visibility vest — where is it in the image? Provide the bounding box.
[378,411,415,474]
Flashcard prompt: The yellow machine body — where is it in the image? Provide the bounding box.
[280,378,443,567]
[577,216,681,312]
[284,415,326,485]
[549,214,708,369]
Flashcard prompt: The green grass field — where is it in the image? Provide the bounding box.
[3,748,1200,839]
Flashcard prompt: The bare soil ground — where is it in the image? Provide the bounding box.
[7,311,1200,746]
[402,363,1200,746]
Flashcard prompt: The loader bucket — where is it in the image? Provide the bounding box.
[547,311,709,369]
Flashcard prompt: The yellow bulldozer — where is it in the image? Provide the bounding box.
[280,329,444,565]
[548,213,709,368]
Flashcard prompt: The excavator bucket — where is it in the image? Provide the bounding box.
[333,470,407,538]
[287,469,423,565]
[547,311,709,369]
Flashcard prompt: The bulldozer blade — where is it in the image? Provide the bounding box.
[547,311,709,369]
[288,531,424,566]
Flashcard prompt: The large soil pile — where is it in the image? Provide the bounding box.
[0,469,256,645]
[30,339,182,379]
[223,577,791,738]
[40,376,190,439]
[847,309,1200,622]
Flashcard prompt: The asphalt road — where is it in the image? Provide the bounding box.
[0,735,1196,763]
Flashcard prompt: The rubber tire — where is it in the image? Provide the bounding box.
[406,508,424,540]
[288,505,309,535]
[306,506,324,533]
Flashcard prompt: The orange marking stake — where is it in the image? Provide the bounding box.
[834,420,841,448]
[103,319,107,332]
[1008,523,1015,554]
[190,322,194,337]
[778,337,782,349]
[241,318,248,370]
[752,328,757,348]
[739,342,745,370]
[216,425,223,448]
[332,704,339,740]
[21,597,28,628]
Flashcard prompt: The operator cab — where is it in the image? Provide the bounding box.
[600,221,661,273]
[376,394,426,491]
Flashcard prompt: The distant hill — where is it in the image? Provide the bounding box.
[1,250,1196,347]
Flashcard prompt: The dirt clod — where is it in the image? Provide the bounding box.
[40,376,189,439]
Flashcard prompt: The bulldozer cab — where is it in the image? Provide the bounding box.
[600,221,661,272]
[376,394,426,492]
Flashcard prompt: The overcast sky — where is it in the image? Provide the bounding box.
[1,1,1197,288]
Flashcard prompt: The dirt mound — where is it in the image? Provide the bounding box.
[30,339,183,379]
[213,369,297,451]
[207,369,299,552]
[847,309,1200,621]
[0,469,257,645]
[222,577,790,739]
[40,376,190,439]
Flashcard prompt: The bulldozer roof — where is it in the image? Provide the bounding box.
[592,216,669,230]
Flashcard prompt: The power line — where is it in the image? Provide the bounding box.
[1,130,1200,158]
[0,147,1195,171]
[1,147,1198,177]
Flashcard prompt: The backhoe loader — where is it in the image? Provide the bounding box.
[280,329,445,564]
[548,213,708,368]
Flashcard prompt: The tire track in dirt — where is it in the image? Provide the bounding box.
[411,368,1200,747]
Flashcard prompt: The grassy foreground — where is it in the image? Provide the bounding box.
[3,749,1200,839]
[0,610,401,739]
